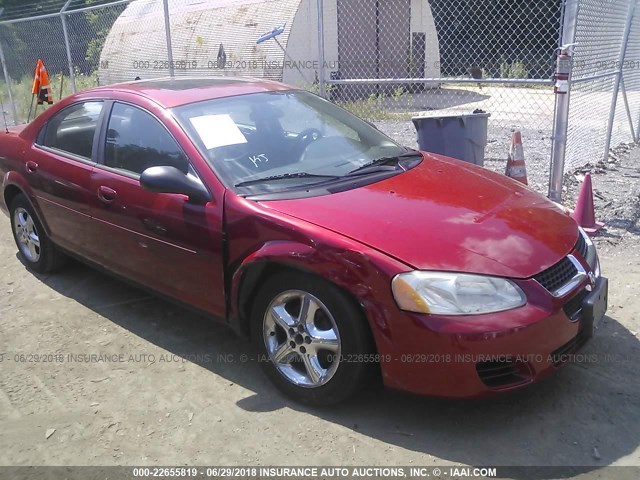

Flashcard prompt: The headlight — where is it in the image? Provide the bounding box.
[392,271,526,315]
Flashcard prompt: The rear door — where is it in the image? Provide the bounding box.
[87,100,226,316]
[29,101,105,255]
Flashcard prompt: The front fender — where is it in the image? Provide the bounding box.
[228,238,407,353]
[223,192,418,381]
[229,240,317,330]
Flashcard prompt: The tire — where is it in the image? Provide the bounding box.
[251,271,375,406]
[9,194,66,273]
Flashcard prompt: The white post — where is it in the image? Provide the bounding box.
[317,0,326,97]
[163,0,175,77]
[548,0,579,202]
[60,0,76,93]
[0,8,18,124]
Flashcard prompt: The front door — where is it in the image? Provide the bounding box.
[88,101,225,316]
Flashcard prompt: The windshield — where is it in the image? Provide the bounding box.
[172,91,409,194]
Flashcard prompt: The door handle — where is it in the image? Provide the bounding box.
[97,186,117,205]
[25,161,38,173]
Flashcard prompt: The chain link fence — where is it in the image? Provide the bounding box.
[565,0,640,178]
[321,0,562,192]
[0,0,639,197]
[0,0,130,122]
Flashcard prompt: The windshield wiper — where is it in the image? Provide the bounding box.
[235,151,422,188]
[346,151,423,176]
[235,172,340,188]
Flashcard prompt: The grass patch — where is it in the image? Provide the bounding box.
[1,70,99,124]
[337,94,399,121]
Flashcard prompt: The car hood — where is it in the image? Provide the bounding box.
[259,153,578,278]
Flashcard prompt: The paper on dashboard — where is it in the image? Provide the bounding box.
[189,114,248,150]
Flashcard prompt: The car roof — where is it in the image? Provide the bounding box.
[88,77,296,109]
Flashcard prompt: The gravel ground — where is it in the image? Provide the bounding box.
[564,143,640,257]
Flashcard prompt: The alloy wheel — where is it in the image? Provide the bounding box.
[13,207,41,263]
[263,290,341,387]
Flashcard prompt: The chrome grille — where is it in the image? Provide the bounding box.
[534,257,578,293]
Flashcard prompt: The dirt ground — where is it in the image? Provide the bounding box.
[0,149,639,477]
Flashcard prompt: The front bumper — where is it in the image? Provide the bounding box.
[376,276,608,398]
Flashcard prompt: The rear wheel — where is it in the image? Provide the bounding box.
[9,194,66,273]
[251,272,375,405]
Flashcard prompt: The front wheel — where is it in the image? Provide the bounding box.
[251,272,375,405]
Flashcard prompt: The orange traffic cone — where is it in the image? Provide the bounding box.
[505,131,528,185]
[571,173,604,235]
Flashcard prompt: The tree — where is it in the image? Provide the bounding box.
[0,0,126,77]
[82,0,126,73]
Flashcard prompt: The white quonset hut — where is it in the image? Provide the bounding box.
[99,0,440,93]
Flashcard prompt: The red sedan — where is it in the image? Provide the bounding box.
[0,78,607,405]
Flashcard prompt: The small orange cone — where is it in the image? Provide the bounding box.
[505,131,528,185]
[571,173,604,235]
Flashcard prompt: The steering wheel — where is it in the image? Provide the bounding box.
[295,128,323,156]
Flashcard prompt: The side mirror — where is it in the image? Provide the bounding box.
[140,166,211,204]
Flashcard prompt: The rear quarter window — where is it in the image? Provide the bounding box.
[40,102,104,159]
